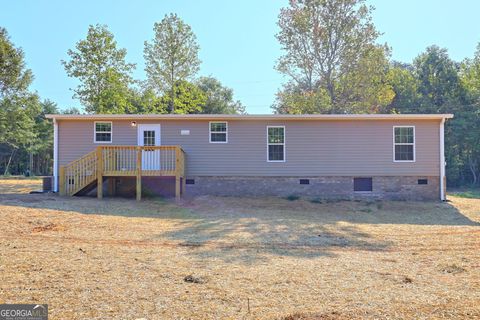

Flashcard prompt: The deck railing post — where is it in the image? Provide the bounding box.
[96,147,103,199]
[59,166,66,196]
[175,146,181,200]
[136,146,142,201]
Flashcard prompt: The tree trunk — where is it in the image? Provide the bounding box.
[30,152,34,176]
[4,148,16,175]
[171,83,175,114]
[468,156,478,186]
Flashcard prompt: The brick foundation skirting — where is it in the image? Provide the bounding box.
[184,176,440,201]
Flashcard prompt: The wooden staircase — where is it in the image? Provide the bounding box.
[59,146,185,200]
[59,150,97,196]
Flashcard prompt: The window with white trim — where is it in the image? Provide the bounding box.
[94,122,112,143]
[394,126,415,161]
[267,126,285,162]
[209,122,227,143]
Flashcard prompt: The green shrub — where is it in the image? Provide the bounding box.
[284,195,300,201]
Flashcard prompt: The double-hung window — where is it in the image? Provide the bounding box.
[267,126,285,162]
[394,126,415,162]
[209,122,228,143]
[94,121,112,143]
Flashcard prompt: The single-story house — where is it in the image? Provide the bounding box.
[46,113,453,201]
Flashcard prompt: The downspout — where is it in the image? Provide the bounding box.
[440,118,446,201]
[53,118,58,192]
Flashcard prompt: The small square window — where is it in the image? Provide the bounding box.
[143,130,155,146]
[300,179,310,185]
[418,179,428,185]
[185,179,195,185]
[354,177,373,192]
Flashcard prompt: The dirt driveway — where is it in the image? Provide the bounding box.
[0,179,479,319]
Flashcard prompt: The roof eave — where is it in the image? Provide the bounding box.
[45,113,454,121]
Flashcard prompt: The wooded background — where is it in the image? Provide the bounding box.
[1,0,479,187]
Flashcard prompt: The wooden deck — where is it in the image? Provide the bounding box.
[59,146,185,200]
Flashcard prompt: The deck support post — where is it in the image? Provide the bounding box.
[96,147,103,199]
[182,176,186,196]
[175,147,181,200]
[136,146,142,201]
[107,177,115,196]
[59,166,65,196]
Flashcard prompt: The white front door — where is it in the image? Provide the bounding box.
[137,124,161,170]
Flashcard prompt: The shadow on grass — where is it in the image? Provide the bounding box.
[2,192,479,263]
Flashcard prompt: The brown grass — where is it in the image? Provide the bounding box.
[0,180,479,319]
[0,178,42,194]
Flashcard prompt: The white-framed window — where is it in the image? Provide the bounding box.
[393,126,415,162]
[209,121,228,143]
[94,121,112,143]
[267,126,285,162]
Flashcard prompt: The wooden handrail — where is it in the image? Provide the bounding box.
[60,145,185,198]
[60,150,97,196]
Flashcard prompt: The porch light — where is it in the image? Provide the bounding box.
[131,121,137,127]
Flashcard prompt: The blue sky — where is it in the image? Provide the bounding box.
[1,0,479,114]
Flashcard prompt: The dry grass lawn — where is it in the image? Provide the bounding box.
[0,179,479,319]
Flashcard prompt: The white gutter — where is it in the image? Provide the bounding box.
[440,118,446,201]
[53,118,58,192]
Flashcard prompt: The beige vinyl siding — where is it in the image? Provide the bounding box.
[58,119,440,176]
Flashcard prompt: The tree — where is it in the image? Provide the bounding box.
[413,45,465,112]
[0,27,33,98]
[274,0,392,113]
[144,14,201,113]
[334,44,395,113]
[461,43,480,103]
[0,27,38,174]
[157,80,206,114]
[458,44,480,185]
[391,46,478,186]
[129,87,167,114]
[386,62,420,113]
[272,81,331,114]
[62,107,82,114]
[29,99,58,175]
[196,76,245,114]
[62,24,136,114]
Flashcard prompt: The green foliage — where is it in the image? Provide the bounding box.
[272,1,480,187]
[196,76,245,114]
[273,0,393,113]
[158,80,206,114]
[386,63,420,113]
[144,14,201,113]
[413,46,465,111]
[0,93,39,150]
[335,45,395,113]
[62,24,136,114]
[62,107,82,114]
[452,189,480,199]
[0,27,33,97]
[130,77,244,115]
[129,87,167,114]
[273,81,332,114]
[461,44,480,102]
[284,195,300,201]
[392,46,479,186]
[0,27,40,174]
